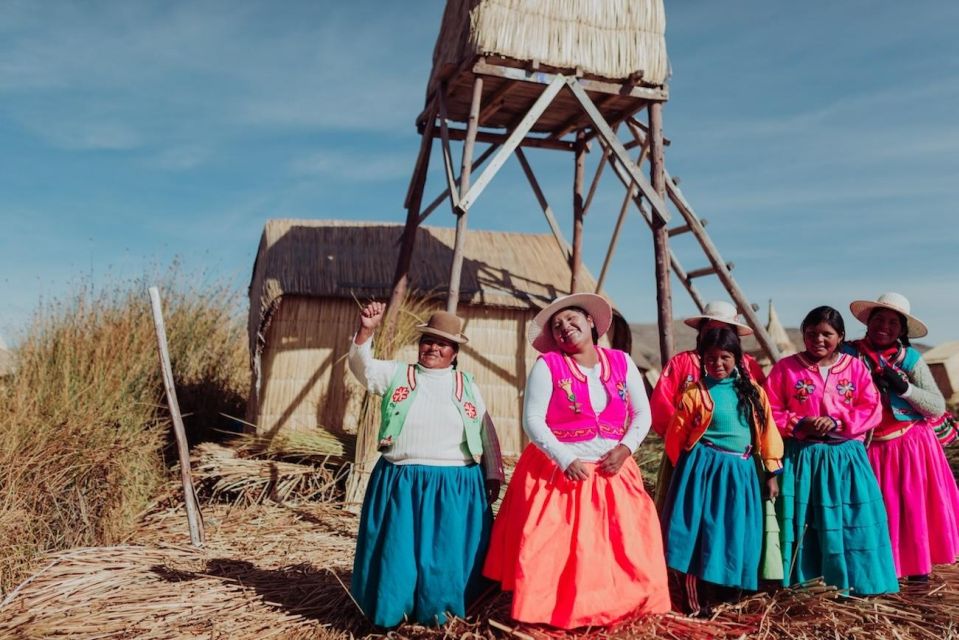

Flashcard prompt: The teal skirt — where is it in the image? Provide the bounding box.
[777,439,899,595]
[351,458,492,627]
[661,443,763,590]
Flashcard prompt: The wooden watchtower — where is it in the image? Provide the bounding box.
[386,0,782,365]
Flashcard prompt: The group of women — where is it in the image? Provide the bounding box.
[346,291,959,629]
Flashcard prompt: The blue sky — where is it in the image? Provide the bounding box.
[1,1,956,348]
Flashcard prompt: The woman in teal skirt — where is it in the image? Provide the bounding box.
[764,306,898,595]
[661,326,784,613]
[348,302,504,626]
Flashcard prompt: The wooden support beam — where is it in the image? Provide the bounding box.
[149,286,204,548]
[549,94,615,141]
[564,78,671,226]
[685,263,734,280]
[514,148,571,261]
[603,148,706,312]
[473,59,669,101]
[478,81,521,125]
[427,125,576,151]
[457,74,566,213]
[667,220,708,237]
[436,88,461,210]
[388,108,436,328]
[571,131,587,293]
[447,76,483,313]
[585,101,653,144]
[404,101,436,209]
[665,174,782,362]
[596,141,648,293]
[581,123,618,217]
[649,101,673,365]
[416,144,499,226]
[626,115,672,146]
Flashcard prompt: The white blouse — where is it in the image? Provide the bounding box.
[523,354,652,470]
[348,338,487,466]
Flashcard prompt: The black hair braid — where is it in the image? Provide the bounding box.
[735,359,765,434]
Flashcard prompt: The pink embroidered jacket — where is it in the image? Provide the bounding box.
[540,348,632,443]
[650,350,766,438]
[763,353,881,442]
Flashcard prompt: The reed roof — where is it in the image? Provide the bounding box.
[431,0,668,88]
[248,219,594,354]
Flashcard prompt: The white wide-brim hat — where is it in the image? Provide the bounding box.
[682,300,753,336]
[528,293,613,353]
[849,292,928,339]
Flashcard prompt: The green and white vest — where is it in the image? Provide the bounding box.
[378,364,484,462]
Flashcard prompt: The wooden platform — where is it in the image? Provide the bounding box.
[419,56,669,150]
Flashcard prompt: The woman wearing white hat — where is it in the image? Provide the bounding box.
[483,293,669,628]
[843,292,959,581]
[348,302,504,627]
[648,301,766,510]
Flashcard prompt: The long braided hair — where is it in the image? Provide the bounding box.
[698,326,766,434]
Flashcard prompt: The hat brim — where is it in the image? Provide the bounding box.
[529,293,613,353]
[682,315,754,336]
[416,325,468,344]
[849,300,928,339]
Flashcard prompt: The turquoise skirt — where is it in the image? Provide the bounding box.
[778,439,899,595]
[661,443,763,590]
[351,458,492,627]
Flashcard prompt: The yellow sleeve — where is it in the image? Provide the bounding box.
[757,386,784,474]
[664,390,699,465]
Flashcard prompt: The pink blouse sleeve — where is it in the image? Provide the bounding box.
[764,362,802,438]
[825,362,882,438]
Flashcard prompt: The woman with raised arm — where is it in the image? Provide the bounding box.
[348,301,504,627]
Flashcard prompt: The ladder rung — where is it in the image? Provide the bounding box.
[667,219,708,237]
[686,262,734,280]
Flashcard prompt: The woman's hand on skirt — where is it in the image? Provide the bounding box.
[766,475,780,502]
[485,479,501,505]
[564,459,591,482]
[597,444,631,476]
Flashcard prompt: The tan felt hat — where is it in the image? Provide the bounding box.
[416,311,468,344]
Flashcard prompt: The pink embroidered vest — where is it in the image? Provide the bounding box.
[541,347,632,443]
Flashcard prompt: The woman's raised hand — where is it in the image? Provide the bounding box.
[360,301,386,330]
[355,301,386,345]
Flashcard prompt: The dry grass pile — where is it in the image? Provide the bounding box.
[188,442,350,506]
[0,271,248,594]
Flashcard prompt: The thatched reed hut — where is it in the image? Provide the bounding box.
[247,219,616,456]
[925,341,959,405]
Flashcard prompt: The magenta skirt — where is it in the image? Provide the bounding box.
[868,420,959,577]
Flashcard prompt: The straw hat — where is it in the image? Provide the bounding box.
[682,300,753,336]
[528,293,613,353]
[849,292,928,339]
[416,311,468,344]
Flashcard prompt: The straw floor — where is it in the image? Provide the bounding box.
[3,445,959,639]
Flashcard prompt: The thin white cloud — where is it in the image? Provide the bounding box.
[291,149,413,182]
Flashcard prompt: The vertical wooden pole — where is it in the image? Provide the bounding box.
[446,76,483,313]
[386,106,436,331]
[570,130,586,293]
[649,102,673,366]
[149,286,203,548]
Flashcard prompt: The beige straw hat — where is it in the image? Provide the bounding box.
[682,300,753,336]
[416,311,468,344]
[528,293,613,353]
[849,292,928,339]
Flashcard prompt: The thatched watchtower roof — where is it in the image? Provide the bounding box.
[431,0,668,93]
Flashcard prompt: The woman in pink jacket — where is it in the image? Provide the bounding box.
[764,306,898,595]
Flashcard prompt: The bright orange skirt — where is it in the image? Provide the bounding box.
[483,445,670,629]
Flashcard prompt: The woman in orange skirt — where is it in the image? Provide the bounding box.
[484,294,670,629]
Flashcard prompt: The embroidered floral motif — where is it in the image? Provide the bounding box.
[557,378,582,413]
[378,435,394,449]
[836,379,855,403]
[680,373,695,392]
[794,378,815,403]
[391,386,410,403]
[463,401,477,419]
[616,381,629,403]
